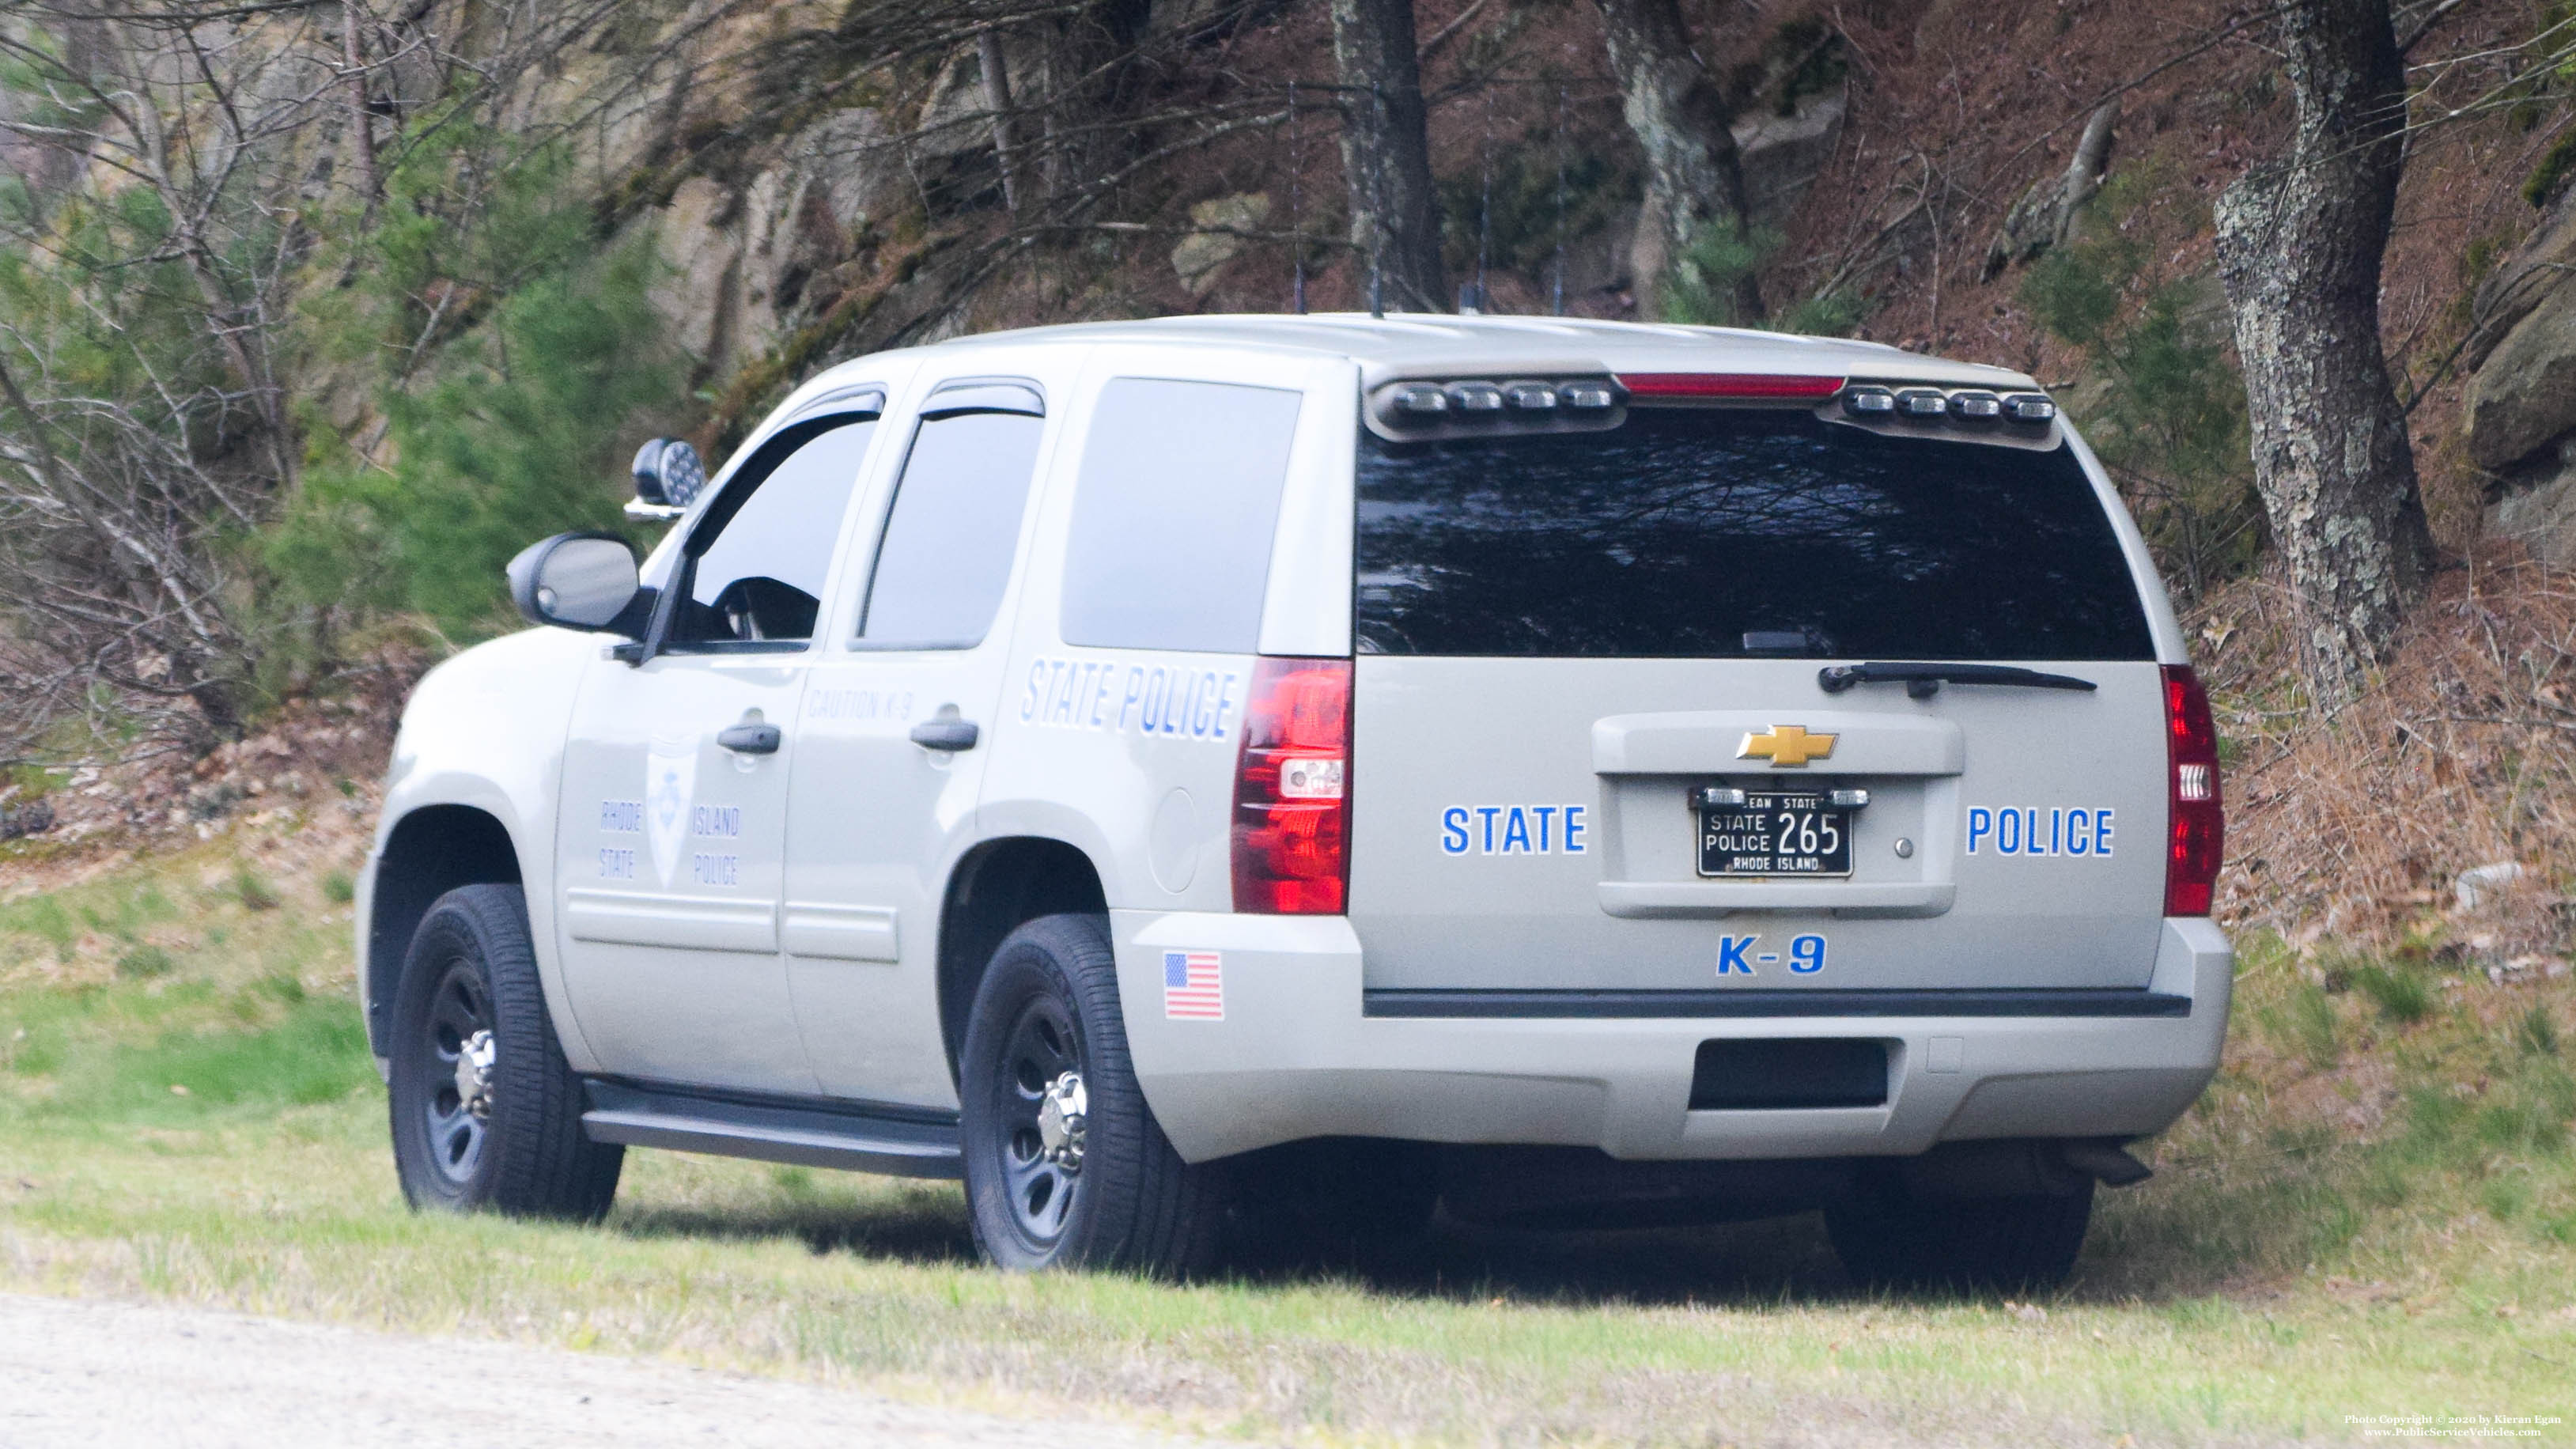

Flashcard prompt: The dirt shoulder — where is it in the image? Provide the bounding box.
[0,1292,1224,1449]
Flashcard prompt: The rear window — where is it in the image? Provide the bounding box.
[1353,409,2154,660]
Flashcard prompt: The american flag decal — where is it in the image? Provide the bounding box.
[1162,950,1224,1020]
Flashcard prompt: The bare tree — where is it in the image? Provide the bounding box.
[0,0,721,755]
[1593,0,1759,320]
[1329,0,1448,313]
[2213,0,2430,707]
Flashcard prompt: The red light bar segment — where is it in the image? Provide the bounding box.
[1617,373,1847,402]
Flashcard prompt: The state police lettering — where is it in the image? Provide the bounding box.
[1965,806,2114,857]
[597,799,641,878]
[1017,656,1243,741]
[1439,805,1588,855]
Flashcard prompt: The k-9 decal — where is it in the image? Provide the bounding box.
[1715,933,1828,977]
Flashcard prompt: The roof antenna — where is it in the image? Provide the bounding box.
[1288,80,1307,314]
[1551,83,1568,318]
[1368,82,1387,319]
[1545,84,1566,316]
[1462,81,1492,316]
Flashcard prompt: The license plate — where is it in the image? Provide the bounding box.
[1698,788,1854,877]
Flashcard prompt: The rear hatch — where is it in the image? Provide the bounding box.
[1345,387,2168,995]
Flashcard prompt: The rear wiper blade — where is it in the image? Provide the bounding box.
[1817,662,2098,699]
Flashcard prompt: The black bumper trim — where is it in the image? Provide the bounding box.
[1361,988,2192,1020]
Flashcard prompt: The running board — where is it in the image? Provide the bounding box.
[581,1077,963,1180]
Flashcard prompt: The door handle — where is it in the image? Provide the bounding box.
[717,721,781,755]
[908,718,980,752]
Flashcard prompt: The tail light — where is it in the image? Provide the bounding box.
[2162,664,2224,916]
[1233,656,1351,914]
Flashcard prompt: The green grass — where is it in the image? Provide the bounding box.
[2,845,2573,1443]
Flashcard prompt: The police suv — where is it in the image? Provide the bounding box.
[358,314,2230,1289]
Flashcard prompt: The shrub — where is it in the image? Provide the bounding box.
[115,946,175,979]
[232,865,280,912]
[2020,172,2261,600]
[2351,962,2434,1026]
[264,127,683,645]
[1657,224,1866,337]
[2517,1005,2563,1057]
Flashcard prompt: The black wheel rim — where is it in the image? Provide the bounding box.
[417,956,490,1188]
[992,993,1084,1249]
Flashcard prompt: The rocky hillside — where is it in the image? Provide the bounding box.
[8,0,2576,965]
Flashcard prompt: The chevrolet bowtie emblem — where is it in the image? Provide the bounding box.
[1737,724,1837,768]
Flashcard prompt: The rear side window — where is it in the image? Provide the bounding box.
[1353,410,2154,660]
[857,410,1045,649]
[1060,379,1303,653]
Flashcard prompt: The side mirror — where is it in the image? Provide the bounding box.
[628,437,707,520]
[507,532,645,634]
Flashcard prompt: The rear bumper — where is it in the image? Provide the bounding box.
[1114,912,2232,1163]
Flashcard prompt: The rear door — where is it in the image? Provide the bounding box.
[1345,396,2169,995]
[783,370,1068,1107]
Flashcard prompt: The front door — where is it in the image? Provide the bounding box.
[554,409,882,1091]
[783,373,1057,1107]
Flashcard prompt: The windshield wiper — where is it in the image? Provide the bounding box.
[1817,662,2098,699]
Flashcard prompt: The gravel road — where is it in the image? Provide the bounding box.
[0,1293,1217,1448]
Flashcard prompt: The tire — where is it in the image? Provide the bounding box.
[958,913,1223,1276]
[387,883,622,1220]
[1825,1177,2094,1295]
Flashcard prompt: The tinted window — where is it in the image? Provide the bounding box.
[1355,410,2153,660]
[1061,379,1303,653]
[669,416,876,648]
[858,410,1045,648]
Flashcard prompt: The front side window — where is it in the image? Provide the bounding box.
[1059,378,1303,653]
[1354,410,2154,660]
[668,415,878,649]
[857,409,1046,649]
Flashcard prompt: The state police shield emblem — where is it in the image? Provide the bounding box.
[645,733,697,887]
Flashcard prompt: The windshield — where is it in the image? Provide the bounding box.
[1353,409,2155,660]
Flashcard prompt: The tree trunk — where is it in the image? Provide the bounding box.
[1330,0,1449,313]
[976,30,1023,216]
[1593,0,1761,321]
[340,0,382,211]
[2212,0,2430,707]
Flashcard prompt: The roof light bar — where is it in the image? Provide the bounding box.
[1367,374,1625,437]
[1617,373,1848,402]
[1947,389,2003,421]
[1840,382,2062,430]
